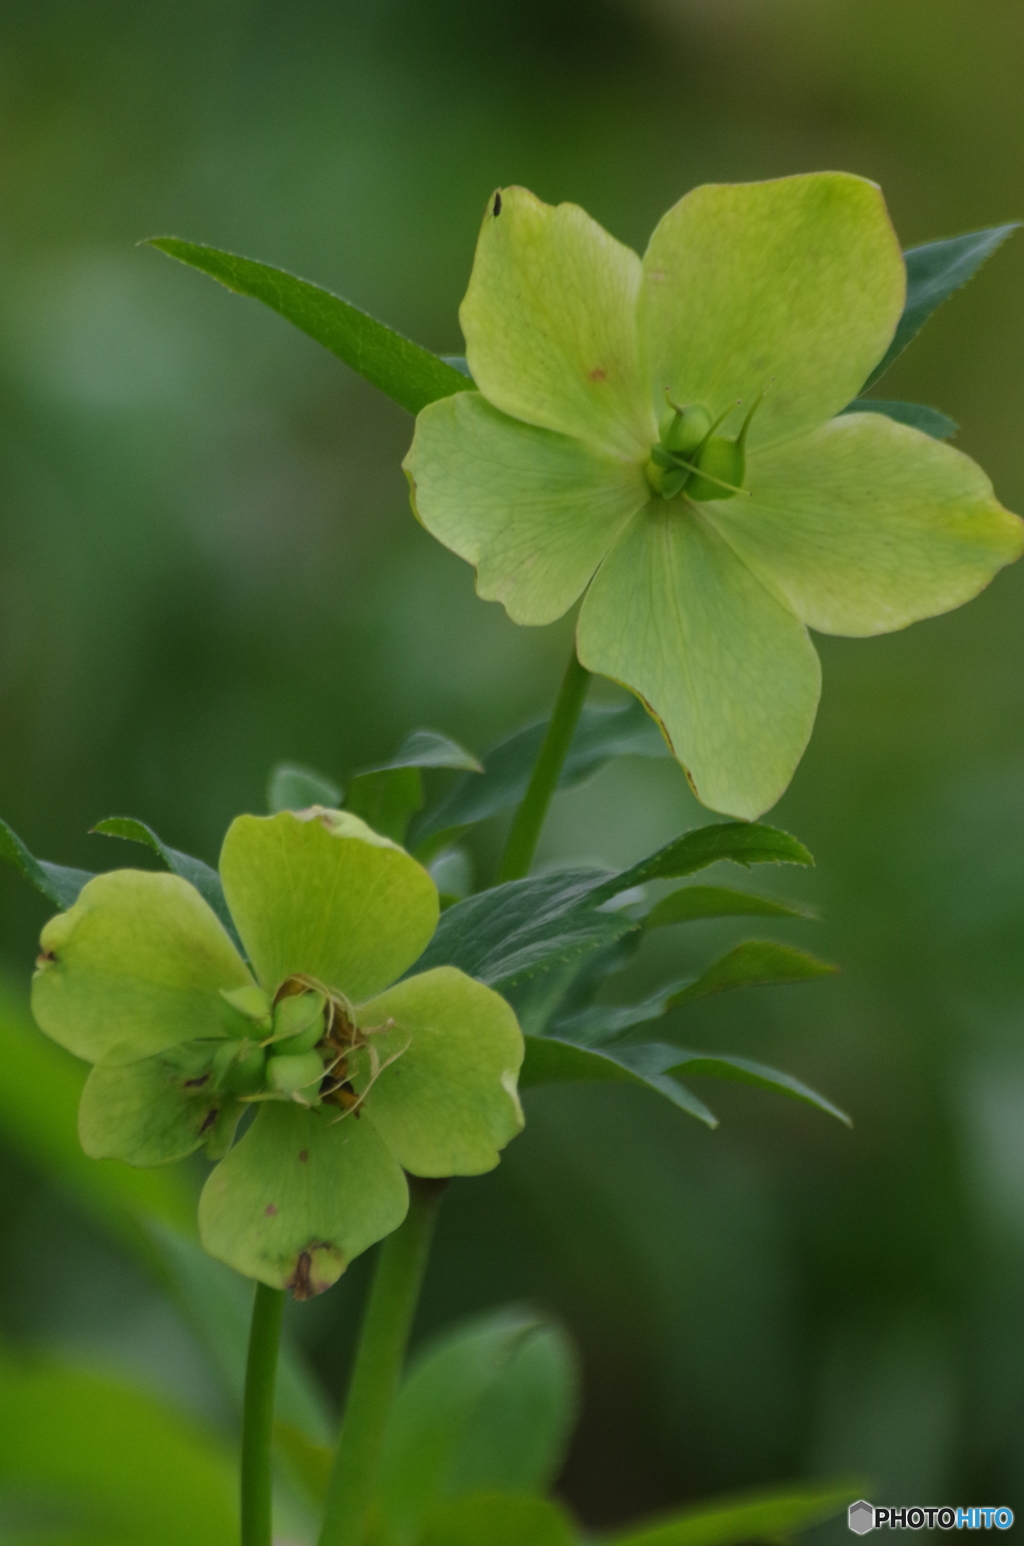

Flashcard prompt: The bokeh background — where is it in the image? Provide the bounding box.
[2,0,1024,1530]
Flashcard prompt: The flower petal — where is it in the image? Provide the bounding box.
[459,186,656,458]
[79,1042,234,1166]
[32,871,253,1065]
[709,412,1024,635]
[219,810,439,1002]
[576,503,821,819]
[405,394,648,626]
[349,966,524,1177]
[198,1101,408,1295]
[641,173,905,451]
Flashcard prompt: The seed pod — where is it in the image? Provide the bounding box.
[272,990,326,1051]
[660,403,712,456]
[220,984,273,1028]
[687,436,745,502]
[266,1048,325,1097]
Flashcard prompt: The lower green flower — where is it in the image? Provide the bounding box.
[32,809,524,1297]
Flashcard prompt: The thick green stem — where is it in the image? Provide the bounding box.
[498,645,591,883]
[241,1281,285,1546]
[317,1177,444,1546]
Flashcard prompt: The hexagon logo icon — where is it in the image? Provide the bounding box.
[848,1501,875,1534]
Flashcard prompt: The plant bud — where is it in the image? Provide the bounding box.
[220,984,273,1027]
[272,990,326,1051]
[659,403,712,456]
[213,1039,266,1095]
[266,1048,325,1097]
[687,436,745,502]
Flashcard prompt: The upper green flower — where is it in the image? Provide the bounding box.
[31,809,524,1297]
[404,174,1024,819]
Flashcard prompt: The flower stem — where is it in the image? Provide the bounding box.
[497,645,591,883]
[241,1281,285,1546]
[317,1177,445,1546]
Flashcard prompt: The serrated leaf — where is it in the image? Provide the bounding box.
[91,816,240,950]
[839,398,957,440]
[411,697,670,849]
[603,1478,862,1546]
[643,885,815,929]
[266,762,342,814]
[520,1035,718,1127]
[591,823,813,901]
[0,817,93,910]
[411,869,634,989]
[372,1309,579,1539]
[864,223,1019,389]
[148,238,472,415]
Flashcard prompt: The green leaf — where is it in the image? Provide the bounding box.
[863,223,1019,390]
[603,1479,862,1546]
[520,1035,717,1127]
[411,697,669,850]
[663,1051,851,1125]
[667,940,838,1005]
[412,869,634,990]
[368,728,484,774]
[592,823,814,901]
[148,238,472,416]
[267,762,342,814]
[839,398,957,440]
[372,1309,579,1540]
[0,816,93,910]
[91,816,238,947]
[418,1493,578,1546]
[0,1356,237,1546]
[344,765,425,844]
[642,885,815,928]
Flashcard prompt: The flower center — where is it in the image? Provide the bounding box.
[645,393,763,503]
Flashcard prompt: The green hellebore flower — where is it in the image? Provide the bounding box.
[404,175,1024,819]
[31,809,524,1297]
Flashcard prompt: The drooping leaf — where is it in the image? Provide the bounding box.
[0,1356,237,1546]
[520,1035,717,1127]
[372,1309,579,1539]
[344,730,483,844]
[411,869,634,990]
[664,1051,851,1125]
[839,399,957,440]
[369,728,483,774]
[418,1493,578,1546]
[91,816,238,946]
[864,224,1019,390]
[642,885,815,929]
[148,239,472,415]
[0,816,93,910]
[592,823,813,901]
[267,762,342,814]
[603,1478,863,1546]
[411,696,670,850]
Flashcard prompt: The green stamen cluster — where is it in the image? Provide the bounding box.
[645,394,762,502]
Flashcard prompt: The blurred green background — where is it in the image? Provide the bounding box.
[2,0,1023,1530]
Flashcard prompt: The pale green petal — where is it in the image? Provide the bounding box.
[710,412,1024,635]
[32,871,253,1066]
[576,503,821,819]
[79,1042,230,1166]
[641,173,905,451]
[349,966,524,1177]
[219,810,439,1002]
[405,394,648,626]
[198,1101,408,1295]
[459,185,656,458]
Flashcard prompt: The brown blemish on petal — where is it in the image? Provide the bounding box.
[286,1244,338,1301]
[297,1150,309,1163]
[492,191,502,216]
[589,367,607,382]
[265,1204,278,1217]
[184,1075,209,1089]
[199,1108,219,1134]
[35,951,56,967]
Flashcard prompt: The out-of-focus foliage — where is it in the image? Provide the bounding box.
[2,0,1024,1532]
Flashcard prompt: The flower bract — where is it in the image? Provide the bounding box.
[404,175,1024,818]
[31,809,524,1296]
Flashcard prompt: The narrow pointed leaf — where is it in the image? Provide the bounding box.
[344,730,483,843]
[0,817,93,910]
[643,885,815,929]
[667,940,838,1004]
[411,697,670,849]
[840,398,957,439]
[665,1051,851,1125]
[91,816,238,946]
[148,238,472,414]
[267,762,342,814]
[520,1035,717,1127]
[603,1479,863,1546]
[864,224,1019,389]
[592,823,813,901]
[367,728,483,774]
